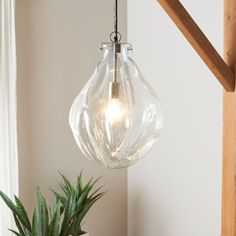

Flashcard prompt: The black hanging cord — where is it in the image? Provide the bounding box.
[114,0,118,42]
[110,0,121,43]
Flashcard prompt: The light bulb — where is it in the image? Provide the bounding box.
[69,43,163,168]
[105,98,123,123]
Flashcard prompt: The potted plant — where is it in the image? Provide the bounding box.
[0,172,105,236]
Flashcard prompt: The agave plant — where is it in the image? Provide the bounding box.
[52,172,105,236]
[0,187,62,236]
[0,172,105,236]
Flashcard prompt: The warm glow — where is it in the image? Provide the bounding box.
[105,98,124,123]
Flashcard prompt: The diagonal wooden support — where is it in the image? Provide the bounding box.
[157,0,235,92]
[156,0,236,235]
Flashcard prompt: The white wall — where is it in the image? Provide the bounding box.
[16,1,127,236]
[128,0,223,236]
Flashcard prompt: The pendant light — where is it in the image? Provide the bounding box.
[69,0,164,168]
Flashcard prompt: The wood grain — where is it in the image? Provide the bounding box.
[222,0,236,235]
[157,0,235,91]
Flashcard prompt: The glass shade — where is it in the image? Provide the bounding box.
[69,43,163,168]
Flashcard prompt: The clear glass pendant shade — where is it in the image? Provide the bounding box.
[69,43,163,168]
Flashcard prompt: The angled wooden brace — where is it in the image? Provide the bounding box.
[156,0,236,235]
[157,0,235,92]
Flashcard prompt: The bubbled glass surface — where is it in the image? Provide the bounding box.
[69,43,163,168]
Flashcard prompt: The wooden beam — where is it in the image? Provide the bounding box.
[222,0,236,235]
[156,0,235,92]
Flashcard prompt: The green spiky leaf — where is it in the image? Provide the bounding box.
[14,196,31,231]
[13,213,25,236]
[8,229,21,236]
[48,200,62,236]
[0,191,31,231]
[60,192,76,236]
[32,187,49,236]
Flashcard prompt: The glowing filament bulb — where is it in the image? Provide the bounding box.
[105,98,123,123]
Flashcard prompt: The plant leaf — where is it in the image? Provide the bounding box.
[81,177,101,200]
[13,213,25,236]
[76,171,83,197]
[34,187,49,236]
[0,191,31,231]
[32,209,39,236]
[23,228,31,236]
[14,196,31,231]
[60,192,76,236]
[51,190,66,205]
[8,229,21,236]
[59,173,75,195]
[89,185,104,199]
[59,184,70,198]
[48,200,62,236]
[75,192,105,229]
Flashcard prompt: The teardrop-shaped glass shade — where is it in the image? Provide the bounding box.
[69,43,163,168]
